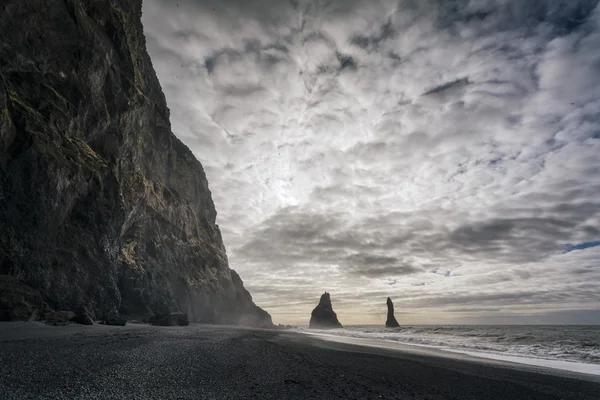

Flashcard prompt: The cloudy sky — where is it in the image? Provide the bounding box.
[142,0,600,325]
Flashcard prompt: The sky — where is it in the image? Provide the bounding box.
[142,0,600,325]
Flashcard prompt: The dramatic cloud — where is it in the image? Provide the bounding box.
[142,0,600,324]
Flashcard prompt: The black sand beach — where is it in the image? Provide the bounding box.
[1,323,599,399]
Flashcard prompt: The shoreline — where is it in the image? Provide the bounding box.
[3,322,599,379]
[1,322,599,399]
[296,329,600,378]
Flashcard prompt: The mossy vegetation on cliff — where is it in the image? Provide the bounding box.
[109,0,146,105]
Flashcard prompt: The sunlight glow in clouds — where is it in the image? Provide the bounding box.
[142,0,600,325]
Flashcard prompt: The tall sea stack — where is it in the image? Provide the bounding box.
[309,292,343,329]
[385,297,400,328]
[0,0,272,327]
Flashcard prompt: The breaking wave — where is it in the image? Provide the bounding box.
[298,325,600,365]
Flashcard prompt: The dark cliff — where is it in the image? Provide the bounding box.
[309,292,342,329]
[385,297,399,328]
[0,0,272,327]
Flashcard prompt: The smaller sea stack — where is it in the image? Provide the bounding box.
[309,292,343,329]
[385,297,400,328]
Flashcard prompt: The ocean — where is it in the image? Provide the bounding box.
[296,325,600,366]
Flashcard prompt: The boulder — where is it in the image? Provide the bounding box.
[105,318,127,326]
[76,305,96,322]
[46,311,76,325]
[70,305,95,325]
[385,297,400,328]
[277,324,296,329]
[150,312,189,326]
[41,302,55,320]
[0,275,43,321]
[104,310,127,326]
[72,313,94,325]
[309,292,343,329]
[177,313,189,326]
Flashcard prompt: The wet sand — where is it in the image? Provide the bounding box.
[1,322,599,399]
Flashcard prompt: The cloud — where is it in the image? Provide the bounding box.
[142,0,600,324]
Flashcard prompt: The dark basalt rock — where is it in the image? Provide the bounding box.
[72,305,95,325]
[0,0,272,328]
[385,297,400,328]
[46,311,76,325]
[41,303,55,321]
[72,313,94,325]
[150,312,189,326]
[105,318,127,327]
[176,313,189,326]
[76,305,96,322]
[104,309,127,326]
[277,324,297,329]
[309,292,342,329]
[0,275,43,321]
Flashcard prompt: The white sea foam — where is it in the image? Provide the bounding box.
[295,325,600,376]
[450,350,600,375]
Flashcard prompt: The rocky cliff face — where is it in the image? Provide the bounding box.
[385,297,399,328]
[0,0,272,327]
[309,292,342,329]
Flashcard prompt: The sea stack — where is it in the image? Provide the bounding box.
[385,297,400,328]
[309,292,343,329]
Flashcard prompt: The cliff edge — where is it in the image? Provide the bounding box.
[0,0,272,327]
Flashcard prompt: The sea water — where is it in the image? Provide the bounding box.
[297,325,600,366]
